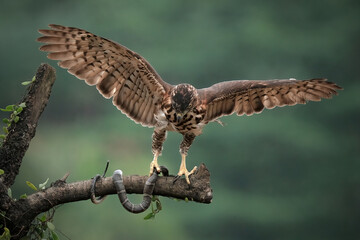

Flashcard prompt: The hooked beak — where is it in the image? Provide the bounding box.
[176,113,183,122]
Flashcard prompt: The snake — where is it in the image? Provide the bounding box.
[90,161,109,204]
[112,169,158,213]
[90,163,167,213]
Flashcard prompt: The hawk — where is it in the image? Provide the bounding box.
[37,24,342,184]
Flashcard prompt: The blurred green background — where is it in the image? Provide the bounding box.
[1,0,359,239]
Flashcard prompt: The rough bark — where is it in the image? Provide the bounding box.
[0,64,213,239]
[0,64,56,216]
[0,63,56,188]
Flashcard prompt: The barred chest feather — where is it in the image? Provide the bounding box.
[156,102,206,135]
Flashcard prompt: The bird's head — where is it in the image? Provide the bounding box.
[170,84,198,121]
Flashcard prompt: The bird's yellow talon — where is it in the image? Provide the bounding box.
[149,155,161,176]
[177,154,197,184]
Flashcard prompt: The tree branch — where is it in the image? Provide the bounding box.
[0,63,56,217]
[0,63,56,188]
[6,164,212,238]
[0,64,213,239]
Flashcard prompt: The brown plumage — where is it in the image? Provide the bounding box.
[37,24,342,184]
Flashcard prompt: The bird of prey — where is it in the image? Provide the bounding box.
[37,24,342,184]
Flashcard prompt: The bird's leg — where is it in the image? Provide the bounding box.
[176,133,197,184]
[150,128,167,175]
[177,153,197,184]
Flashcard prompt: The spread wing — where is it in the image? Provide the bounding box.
[37,24,173,127]
[199,78,342,122]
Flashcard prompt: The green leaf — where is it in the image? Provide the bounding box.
[2,118,10,124]
[14,116,19,123]
[20,193,27,199]
[0,169,4,175]
[26,181,38,191]
[153,196,162,212]
[51,231,59,240]
[155,199,162,211]
[19,102,26,108]
[3,127,8,134]
[143,212,155,220]
[7,188,12,198]
[39,214,47,222]
[0,105,14,112]
[0,227,11,240]
[184,197,189,202]
[3,118,10,124]
[39,178,49,190]
[21,81,32,86]
[15,106,23,114]
[46,222,55,231]
[0,135,5,140]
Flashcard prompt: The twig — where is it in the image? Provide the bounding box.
[60,172,70,182]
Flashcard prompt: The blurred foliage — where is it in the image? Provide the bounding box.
[1,0,359,239]
[0,102,26,145]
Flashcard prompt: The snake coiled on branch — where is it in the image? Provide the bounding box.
[90,164,167,213]
[112,169,158,213]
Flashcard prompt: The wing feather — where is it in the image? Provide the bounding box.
[199,78,342,122]
[38,24,173,127]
